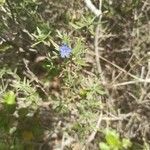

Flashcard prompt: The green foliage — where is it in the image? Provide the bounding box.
[72,38,86,66]
[0,0,5,5]
[143,142,150,150]
[99,142,111,150]
[3,90,16,105]
[0,69,41,148]
[31,26,51,47]
[99,129,132,150]
[70,14,96,35]
[0,0,149,149]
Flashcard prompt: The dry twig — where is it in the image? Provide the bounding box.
[84,0,102,16]
[23,59,48,97]
[94,0,103,77]
[87,112,102,143]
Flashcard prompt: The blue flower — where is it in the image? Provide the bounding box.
[59,44,72,58]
